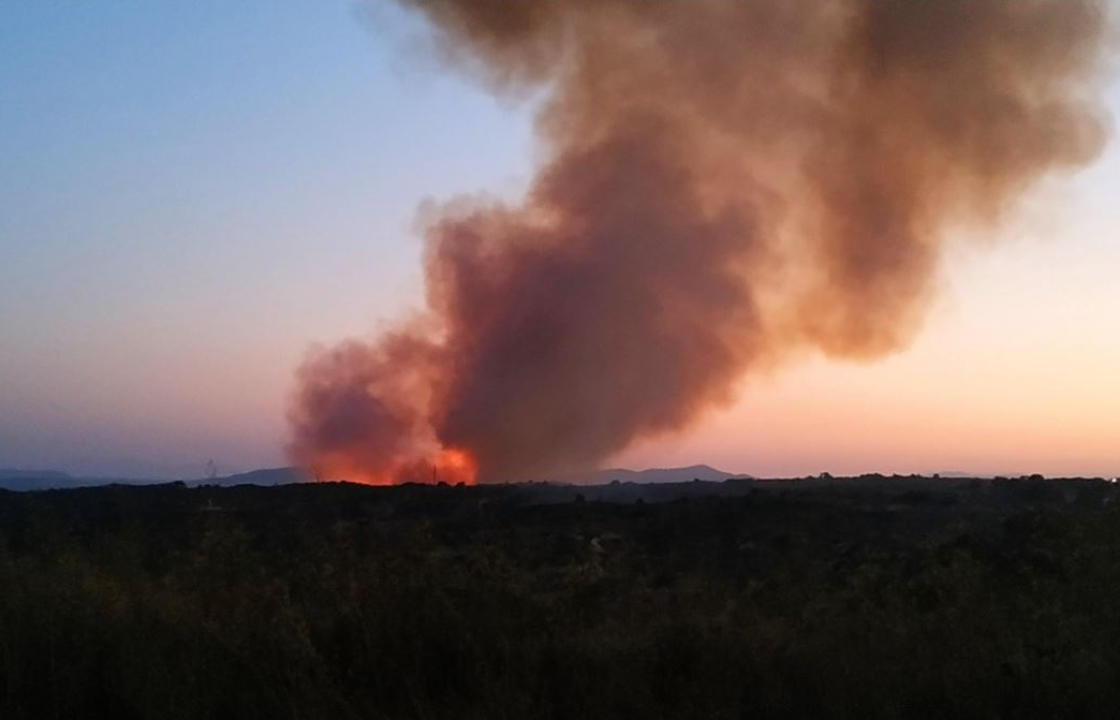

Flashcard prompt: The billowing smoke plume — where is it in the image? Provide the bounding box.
[290,0,1112,484]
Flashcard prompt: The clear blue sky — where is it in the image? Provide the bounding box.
[2,2,1118,479]
[0,1,534,477]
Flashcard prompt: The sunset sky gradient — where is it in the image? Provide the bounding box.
[2,1,1117,479]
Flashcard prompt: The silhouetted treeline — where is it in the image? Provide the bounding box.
[2,477,1120,718]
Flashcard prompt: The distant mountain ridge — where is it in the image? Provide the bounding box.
[192,464,751,487]
[552,464,752,485]
[192,467,310,487]
[0,466,308,491]
[0,464,749,491]
[0,469,108,492]
[0,468,72,480]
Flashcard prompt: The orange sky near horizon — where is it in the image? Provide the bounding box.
[614,196,1120,478]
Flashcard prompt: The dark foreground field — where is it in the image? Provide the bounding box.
[3,475,1120,719]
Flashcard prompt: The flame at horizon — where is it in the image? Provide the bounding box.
[289,0,1113,484]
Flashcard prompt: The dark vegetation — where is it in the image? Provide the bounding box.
[2,475,1120,719]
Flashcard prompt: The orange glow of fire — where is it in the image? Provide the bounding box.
[312,447,478,486]
[432,447,478,485]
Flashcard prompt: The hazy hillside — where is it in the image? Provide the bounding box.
[0,469,90,492]
[0,469,71,480]
[190,466,310,487]
[0,464,754,491]
[551,464,752,485]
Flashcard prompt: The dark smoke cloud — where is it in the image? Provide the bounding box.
[289,0,1112,483]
